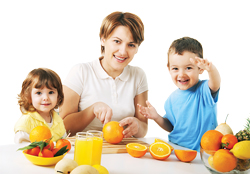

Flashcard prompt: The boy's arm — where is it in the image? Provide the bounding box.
[137,101,173,132]
[190,57,221,92]
[154,116,173,132]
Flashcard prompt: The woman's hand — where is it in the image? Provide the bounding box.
[119,117,139,138]
[93,102,113,125]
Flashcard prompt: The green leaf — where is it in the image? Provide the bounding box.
[221,142,229,149]
[17,144,38,151]
[54,145,69,157]
[39,141,48,151]
[17,140,48,152]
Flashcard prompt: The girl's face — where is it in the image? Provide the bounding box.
[31,87,58,116]
[101,25,139,78]
[168,51,203,90]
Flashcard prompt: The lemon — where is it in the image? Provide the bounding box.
[92,165,109,174]
[208,155,214,168]
[230,141,250,159]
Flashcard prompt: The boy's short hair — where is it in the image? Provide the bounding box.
[18,68,64,113]
[167,37,203,66]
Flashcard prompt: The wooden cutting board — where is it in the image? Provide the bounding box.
[67,137,150,154]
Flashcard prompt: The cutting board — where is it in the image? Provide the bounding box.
[67,137,150,154]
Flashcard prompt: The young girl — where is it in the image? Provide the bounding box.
[14,68,66,143]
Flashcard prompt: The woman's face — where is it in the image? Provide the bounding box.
[101,25,139,78]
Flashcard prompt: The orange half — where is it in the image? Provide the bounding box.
[154,138,174,152]
[149,142,171,160]
[174,149,197,162]
[126,143,148,158]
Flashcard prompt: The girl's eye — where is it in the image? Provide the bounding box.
[36,92,41,95]
[49,91,54,94]
[172,68,178,71]
[187,67,192,70]
[114,40,120,44]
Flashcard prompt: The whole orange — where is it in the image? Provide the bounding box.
[38,149,54,157]
[221,134,238,150]
[51,148,60,155]
[44,140,54,150]
[200,130,223,155]
[213,149,237,172]
[103,121,124,144]
[26,146,40,156]
[29,126,52,143]
[56,139,71,152]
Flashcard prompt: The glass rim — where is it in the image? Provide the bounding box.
[76,132,93,137]
[87,130,103,134]
[87,130,103,138]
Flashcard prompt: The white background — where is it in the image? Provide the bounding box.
[1,1,250,146]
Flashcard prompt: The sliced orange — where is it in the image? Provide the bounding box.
[155,138,174,152]
[174,149,197,162]
[149,142,171,160]
[126,143,148,158]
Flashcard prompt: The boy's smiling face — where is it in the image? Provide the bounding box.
[168,51,204,90]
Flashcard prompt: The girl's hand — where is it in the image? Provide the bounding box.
[190,57,213,72]
[119,117,139,138]
[137,101,158,120]
[93,102,113,125]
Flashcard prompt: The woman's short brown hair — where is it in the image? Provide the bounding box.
[99,11,144,55]
[167,37,203,67]
[18,68,64,114]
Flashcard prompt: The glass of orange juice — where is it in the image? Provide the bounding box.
[87,130,103,165]
[74,132,93,165]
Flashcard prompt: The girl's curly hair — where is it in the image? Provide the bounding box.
[18,68,64,114]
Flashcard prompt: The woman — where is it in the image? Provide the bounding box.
[60,11,148,138]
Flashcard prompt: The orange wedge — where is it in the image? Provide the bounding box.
[174,149,197,162]
[149,142,171,160]
[155,138,174,152]
[126,143,148,158]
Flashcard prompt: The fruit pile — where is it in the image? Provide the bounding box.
[126,138,197,163]
[19,138,70,157]
[18,126,71,158]
[201,116,250,172]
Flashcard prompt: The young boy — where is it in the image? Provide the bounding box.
[138,37,220,151]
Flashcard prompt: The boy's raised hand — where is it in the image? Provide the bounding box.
[190,57,221,92]
[190,57,213,72]
[137,101,158,120]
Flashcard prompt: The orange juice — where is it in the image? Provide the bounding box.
[74,132,93,165]
[91,137,103,165]
[87,130,103,165]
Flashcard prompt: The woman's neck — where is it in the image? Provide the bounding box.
[100,58,122,79]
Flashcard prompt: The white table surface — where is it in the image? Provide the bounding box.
[0,137,210,174]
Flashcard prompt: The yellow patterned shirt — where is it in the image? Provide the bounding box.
[14,110,66,142]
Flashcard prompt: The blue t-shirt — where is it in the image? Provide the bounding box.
[163,80,219,151]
